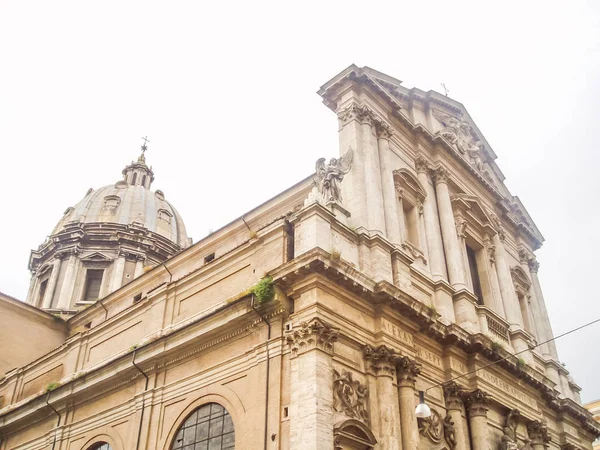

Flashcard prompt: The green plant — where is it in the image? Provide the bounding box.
[427,305,437,316]
[330,249,341,260]
[491,341,502,353]
[249,230,258,240]
[45,382,60,392]
[130,344,139,351]
[251,276,275,305]
[516,357,527,370]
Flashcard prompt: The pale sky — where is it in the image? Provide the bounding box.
[1,1,599,402]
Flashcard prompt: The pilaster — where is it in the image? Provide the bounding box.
[286,318,339,450]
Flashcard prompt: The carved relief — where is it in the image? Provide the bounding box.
[333,370,369,424]
[443,414,458,449]
[418,408,443,443]
[315,148,353,204]
[285,318,339,357]
[363,345,397,377]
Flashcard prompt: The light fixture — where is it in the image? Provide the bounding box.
[415,390,431,418]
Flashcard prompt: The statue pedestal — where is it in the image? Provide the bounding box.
[326,201,350,226]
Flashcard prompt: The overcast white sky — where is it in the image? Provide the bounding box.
[1,1,599,402]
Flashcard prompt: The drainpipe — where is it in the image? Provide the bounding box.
[251,295,271,450]
[45,392,61,450]
[162,262,172,283]
[132,349,149,450]
[99,299,109,321]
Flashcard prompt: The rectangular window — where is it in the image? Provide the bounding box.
[83,269,104,301]
[38,279,48,307]
[466,246,484,305]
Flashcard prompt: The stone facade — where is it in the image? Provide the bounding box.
[0,65,598,450]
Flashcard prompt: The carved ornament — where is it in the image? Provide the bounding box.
[286,318,339,357]
[396,356,421,386]
[455,217,467,239]
[415,156,430,174]
[486,241,496,265]
[433,166,449,184]
[528,258,540,274]
[527,420,551,445]
[491,214,506,242]
[464,389,489,417]
[443,381,465,410]
[333,370,369,424]
[418,408,443,443]
[363,345,397,377]
[337,103,377,127]
[376,122,392,139]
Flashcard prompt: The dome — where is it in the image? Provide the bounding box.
[52,183,188,248]
[27,144,191,314]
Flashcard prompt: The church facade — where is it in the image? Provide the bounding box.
[0,65,597,450]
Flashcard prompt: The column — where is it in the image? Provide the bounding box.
[286,318,339,450]
[397,357,420,450]
[527,420,550,450]
[42,258,62,309]
[434,166,467,290]
[57,253,77,309]
[456,217,472,291]
[465,389,489,450]
[492,232,522,330]
[396,190,408,242]
[377,125,401,245]
[443,382,468,450]
[25,274,39,305]
[109,255,126,293]
[361,111,386,235]
[528,259,558,360]
[134,258,145,278]
[416,157,446,281]
[364,345,401,449]
[484,239,506,318]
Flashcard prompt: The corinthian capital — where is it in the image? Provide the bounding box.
[527,420,551,445]
[363,344,398,377]
[464,389,489,417]
[286,318,339,357]
[443,381,465,410]
[376,122,392,139]
[415,156,430,174]
[433,166,449,185]
[528,258,540,273]
[397,356,421,386]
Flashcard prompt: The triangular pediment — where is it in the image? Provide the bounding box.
[80,252,112,262]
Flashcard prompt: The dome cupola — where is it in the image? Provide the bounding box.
[26,138,190,314]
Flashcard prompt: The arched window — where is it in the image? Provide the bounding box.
[132,173,138,185]
[142,175,147,187]
[87,443,111,450]
[171,403,235,450]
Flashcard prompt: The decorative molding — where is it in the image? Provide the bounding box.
[363,345,397,377]
[418,408,443,443]
[464,389,489,417]
[333,370,369,424]
[285,317,339,357]
[396,356,420,387]
[527,420,551,445]
[443,381,465,410]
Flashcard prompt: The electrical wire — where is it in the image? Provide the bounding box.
[425,316,600,393]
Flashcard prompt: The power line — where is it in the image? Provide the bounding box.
[425,316,600,393]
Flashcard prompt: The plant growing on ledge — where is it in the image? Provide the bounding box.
[490,341,502,353]
[251,276,275,305]
[330,248,341,260]
[45,382,60,393]
[516,357,527,371]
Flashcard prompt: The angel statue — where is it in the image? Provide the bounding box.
[315,148,353,204]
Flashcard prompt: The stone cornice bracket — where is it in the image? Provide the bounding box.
[443,381,465,410]
[363,344,398,377]
[464,389,489,417]
[433,165,450,185]
[527,420,551,446]
[285,317,339,358]
[396,356,421,387]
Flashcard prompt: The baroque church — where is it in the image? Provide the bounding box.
[0,65,597,450]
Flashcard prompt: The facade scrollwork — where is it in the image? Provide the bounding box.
[285,318,339,357]
[332,370,369,424]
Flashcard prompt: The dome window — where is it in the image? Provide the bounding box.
[132,173,138,185]
[158,209,173,224]
[102,196,121,214]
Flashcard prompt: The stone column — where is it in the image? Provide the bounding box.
[395,188,408,242]
[286,318,339,450]
[527,420,550,450]
[465,389,490,450]
[364,345,401,449]
[443,382,468,450]
[361,110,386,235]
[57,252,77,309]
[416,157,446,282]
[109,255,126,293]
[377,124,402,245]
[491,231,522,330]
[434,166,467,290]
[483,238,506,317]
[527,259,558,360]
[397,357,421,450]
[42,257,62,309]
